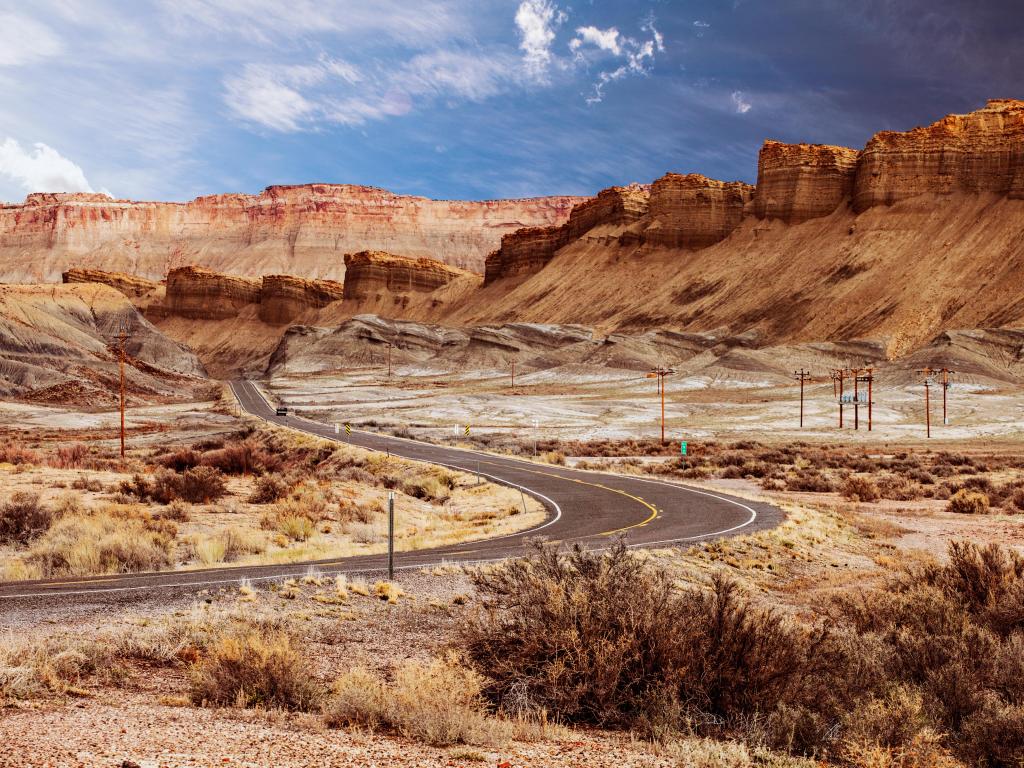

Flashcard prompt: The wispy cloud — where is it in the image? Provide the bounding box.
[515,0,568,81]
[0,13,63,67]
[731,90,752,114]
[0,139,96,197]
[571,17,665,104]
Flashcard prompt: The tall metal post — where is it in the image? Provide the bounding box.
[660,374,666,444]
[387,491,395,580]
[867,369,873,431]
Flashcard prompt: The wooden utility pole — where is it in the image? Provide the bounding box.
[940,368,955,425]
[117,326,128,459]
[830,368,845,428]
[646,367,676,444]
[793,369,811,428]
[860,368,875,432]
[917,367,934,438]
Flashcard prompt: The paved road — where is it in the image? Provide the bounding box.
[0,379,781,605]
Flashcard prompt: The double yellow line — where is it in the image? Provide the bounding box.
[476,459,659,536]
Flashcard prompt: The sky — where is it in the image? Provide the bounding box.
[0,0,1021,203]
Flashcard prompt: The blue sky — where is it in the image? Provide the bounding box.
[0,0,1020,203]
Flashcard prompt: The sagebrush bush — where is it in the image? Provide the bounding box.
[248,473,289,504]
[189,627,318,710]
[946,489,989,515]
[125,467,228,504]
[0,492,54,545]
[841,475,880,503]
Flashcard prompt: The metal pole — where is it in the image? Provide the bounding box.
[799,375,804,428]
[660,372,666,445]
[925,380,931,439]
[839,373,844,429]
[387,491,395,580]
[853,369,859,430]
[867,371,873,431]
[942,368,948,425]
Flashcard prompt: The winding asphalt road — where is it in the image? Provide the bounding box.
[0,379,781,606]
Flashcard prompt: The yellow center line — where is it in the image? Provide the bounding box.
[476,459,658,536]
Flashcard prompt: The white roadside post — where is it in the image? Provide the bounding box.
[534,418,539,456]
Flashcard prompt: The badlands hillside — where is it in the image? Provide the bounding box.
[3,99,1024,394]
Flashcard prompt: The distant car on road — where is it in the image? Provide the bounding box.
[275,406,288,416]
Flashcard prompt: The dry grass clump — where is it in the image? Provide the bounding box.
[841,475,880,503]
[0,632,116,702]
[248,473,290,504]
[324,657,511,746]
[49,443,90,469]
[188,625,319,711]
[260,481,333,541]
[0,443,41,466]
[402,468,457,502]
[22,509,175,578]
[185,527,265,565]
[945,489,989,515]
[0,492,55,545]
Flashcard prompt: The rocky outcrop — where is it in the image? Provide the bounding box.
[163,266,261,320]
[484,185,649,284]
[854,99,1024,212]
[753,141,859,223]
[343,251,469,300]
[641,174,754,248]
[61,268,159,298]
[258,275,344,325]
[0,185,586,283]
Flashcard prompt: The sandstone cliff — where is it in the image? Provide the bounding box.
[258,275,344,325]
[0,185,585,283]
[61,268,159,298]
[640,174,754,248]
[853,98,1024,211]
[162,266,261,321]
[484,185,649,284]
[343,251,470,300]
[753,141,859,223]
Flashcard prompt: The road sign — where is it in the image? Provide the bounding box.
[345,423,352,435]
[681,441,688,456]
[464,425,471,436]
[334,423,339,434]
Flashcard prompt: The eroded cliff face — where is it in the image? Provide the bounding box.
[853,99,1024,211]
[0,185,586,283]
[484,185,650,284]
[258,275,345,325]
[61,268,159,298]
[162,266,261,321]
[753,141,859,223]
[343,251,471,300]
[640,174,754,248]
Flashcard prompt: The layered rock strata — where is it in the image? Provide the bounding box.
[163,266,261,320]
[342,251,470,300]
[61,268,159,298]
[641,173,754,248]
[258,275,345,325]
[753,141,859,223]
[484,185,650,284]
[853,98,1024,211]
[0,185,586,283]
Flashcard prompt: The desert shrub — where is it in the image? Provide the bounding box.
[248,473,289,504]
[345,520,383,544]
[146,467,227,504]
[1007,488,1024,513]
[325,658,505,746]
[906,468,936,486]
[876,474,924,501]
[402,469,457,502]
[946,489,989,515]
[0,492,55,545]
[188,627,318,710]
[156,447,200,471]
[262,512,316,542]
[70,475,103,492]
[157,500,192,522]
[337,498,374,525]
[50,443,89,469]
[0,443,40,465]
[461,541,837,742]
[542,451,566,466]
[841,475,881,503]
[218,527,265,561]
[784,469,834,493]
[25,513,174,577]
[200,439,282,476]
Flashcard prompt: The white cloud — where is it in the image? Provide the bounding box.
[731,90,752,113]
[0,13,63,66]
[572,17,665,104]
[570,26,622,56]
[516,0,567,80]
[402,49,515,100]
[0,138,96,196]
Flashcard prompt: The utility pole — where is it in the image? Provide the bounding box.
[859,368,875,432]
[850,367,861,430]
[940,368,955,425]
[117,325,128,459]
[793,369,811,428]
[646,367,676,444]
[917,367,934,438]
[830,368,845,428]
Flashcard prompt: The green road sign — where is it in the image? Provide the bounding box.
[681,441,688,456]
